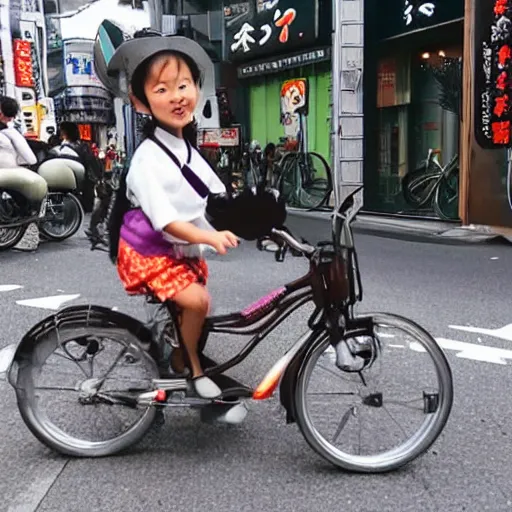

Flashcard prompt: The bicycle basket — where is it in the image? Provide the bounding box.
[310,244,351,310]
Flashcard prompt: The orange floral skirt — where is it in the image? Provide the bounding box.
[117,239,208,302]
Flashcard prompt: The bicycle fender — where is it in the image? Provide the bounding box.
[279,328,327,424]
[11,305,158,372]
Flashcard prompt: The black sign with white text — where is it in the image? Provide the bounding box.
[376,0,464,39]
[236,47,331,78]
[224,0,319,63]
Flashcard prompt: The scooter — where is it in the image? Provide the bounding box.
[36,157,85,242]
[0,167,48,250]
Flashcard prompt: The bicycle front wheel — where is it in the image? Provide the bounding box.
[294,313,453,473]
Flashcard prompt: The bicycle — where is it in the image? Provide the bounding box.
[401,149,460,221]
[198,142,245,196]
[0,188,453,473]
[275,112,333,210]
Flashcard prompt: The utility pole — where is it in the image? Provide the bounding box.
[331,0,365,210]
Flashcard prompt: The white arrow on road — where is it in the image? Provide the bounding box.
[0,285,23,292]
[407,335,512,365]
[16,294,81,310]
[449,323,512,342]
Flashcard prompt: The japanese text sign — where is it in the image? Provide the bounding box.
[474,0,512,148]
[224,0,318,62]
[13,39,34,88]
[376,0,464,39]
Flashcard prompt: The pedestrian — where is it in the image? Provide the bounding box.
[0,96,38,169]
[0,95,41,252]
[52,121,102,226]
[107,32,245,423]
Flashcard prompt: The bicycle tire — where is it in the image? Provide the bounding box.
[15,324,158,457]
[276,153,297,203]
[39,193,84,241]
[0,225,27,250]
[402,166,439,208]
[299,152,333,210]
[293,313,453,473]
[433,166,460,221]
[278,152,333,210]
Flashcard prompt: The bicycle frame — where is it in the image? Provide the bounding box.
[148,188,364,407]
[158,265,321,403]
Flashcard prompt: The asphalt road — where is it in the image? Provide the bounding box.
[1,219,512,512]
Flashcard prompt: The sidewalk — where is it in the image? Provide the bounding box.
[286,208,512,246]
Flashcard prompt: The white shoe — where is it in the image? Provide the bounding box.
[216,402,248,425]
[192,376,222,399]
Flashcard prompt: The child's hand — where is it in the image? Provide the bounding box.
[206,231,239,255]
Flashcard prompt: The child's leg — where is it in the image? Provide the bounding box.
[172,283,221,398]
[172,282,208,378]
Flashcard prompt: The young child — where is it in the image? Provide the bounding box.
[109,38,239,401]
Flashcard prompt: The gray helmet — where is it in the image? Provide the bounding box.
[106,30,214,101]
[93,24,219,127]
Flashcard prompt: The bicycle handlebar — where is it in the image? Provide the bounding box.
[271,228,315,256]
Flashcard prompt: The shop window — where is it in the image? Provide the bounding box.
[372,46,462,217]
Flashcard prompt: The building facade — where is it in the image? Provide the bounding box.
[0,0,58,141]
[223,0,332,162]
[364,0,465,220]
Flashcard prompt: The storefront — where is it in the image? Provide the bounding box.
[364,0,465,220]
[223,0,332,162]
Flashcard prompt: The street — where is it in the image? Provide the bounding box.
[1,219,512,512]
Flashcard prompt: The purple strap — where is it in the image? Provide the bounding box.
[149,135,210,199]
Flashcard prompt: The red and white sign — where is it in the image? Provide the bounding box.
[13,39,33,88]
[198,127,240,147]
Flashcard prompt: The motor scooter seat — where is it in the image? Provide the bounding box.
[0,167,48,202]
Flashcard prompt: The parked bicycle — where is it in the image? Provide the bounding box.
[0,188,453,473]
[275,112,332,210]
[401,149,459,221]
[198,142,244,195]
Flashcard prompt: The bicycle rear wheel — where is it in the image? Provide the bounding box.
[13,324,158,457]
[294,313,453,473]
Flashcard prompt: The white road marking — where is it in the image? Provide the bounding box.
[0,285,23,292]
[16,294,81,310]
[438,339,510,365]
[381,326,512,365]
[449,323,512,342]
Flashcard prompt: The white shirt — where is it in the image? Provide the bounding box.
[0,126,37,168]
[126,127,226,245]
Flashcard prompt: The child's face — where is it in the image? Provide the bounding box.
[144,54,199,136]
